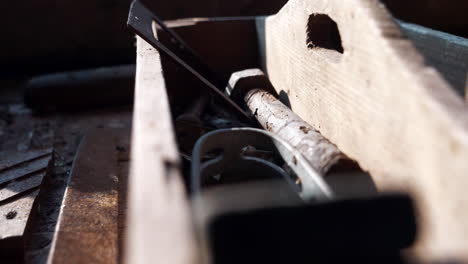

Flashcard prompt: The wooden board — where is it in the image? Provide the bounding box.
[398,21,468,95]
[124,37,197,264]
[257,0,468,260]
[0,148,52,259]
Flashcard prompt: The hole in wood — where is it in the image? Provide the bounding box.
[306,14,344,54]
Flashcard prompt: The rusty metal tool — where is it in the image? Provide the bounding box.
[191,127,333,264]
[127,0,251,122]
[48,128,129,264]
[227,69,344,175]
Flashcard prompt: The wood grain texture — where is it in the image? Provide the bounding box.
[0,191,39,240]
[0,148,52,172]
[257,0,468,260]
[124,37,197,264]
[0,155,51,185]
[0,148,52,259]
[0,149,52,238]
[0,172,45,202]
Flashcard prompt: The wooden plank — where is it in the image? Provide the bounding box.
[48,128,129,264]
[0,172,45,202]
[0,190,39,240]
[0,149,52,259]
[0,148,52,172]
[124,37,197,264]
[381,0,468,38]
[0,154,51,185]
[398,21,468,95]
[257,0,468,260]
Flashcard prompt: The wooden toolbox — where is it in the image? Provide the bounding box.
[125,0,468,262]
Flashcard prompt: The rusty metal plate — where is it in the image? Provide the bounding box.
[49,128,130,264]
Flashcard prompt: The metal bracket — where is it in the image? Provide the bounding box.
[191,128,334,201]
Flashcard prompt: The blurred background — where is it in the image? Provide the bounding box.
[1,0,466,77]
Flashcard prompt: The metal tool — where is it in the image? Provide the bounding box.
[191,128,333,201]
[191,129,416,264]
[48,128,128,263]
[127,0,251,122]
[191,128,334,263]
[227,69,344,175]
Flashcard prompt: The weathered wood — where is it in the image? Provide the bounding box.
[398,21,468,95]
[0,149,52,259]
[0,172,45,202]
[48,128,129,264]
[0,191,39,250]
[0,148,52,172]
[257,0,468,260]
[0,153,52,185]
[124,37,197,264]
